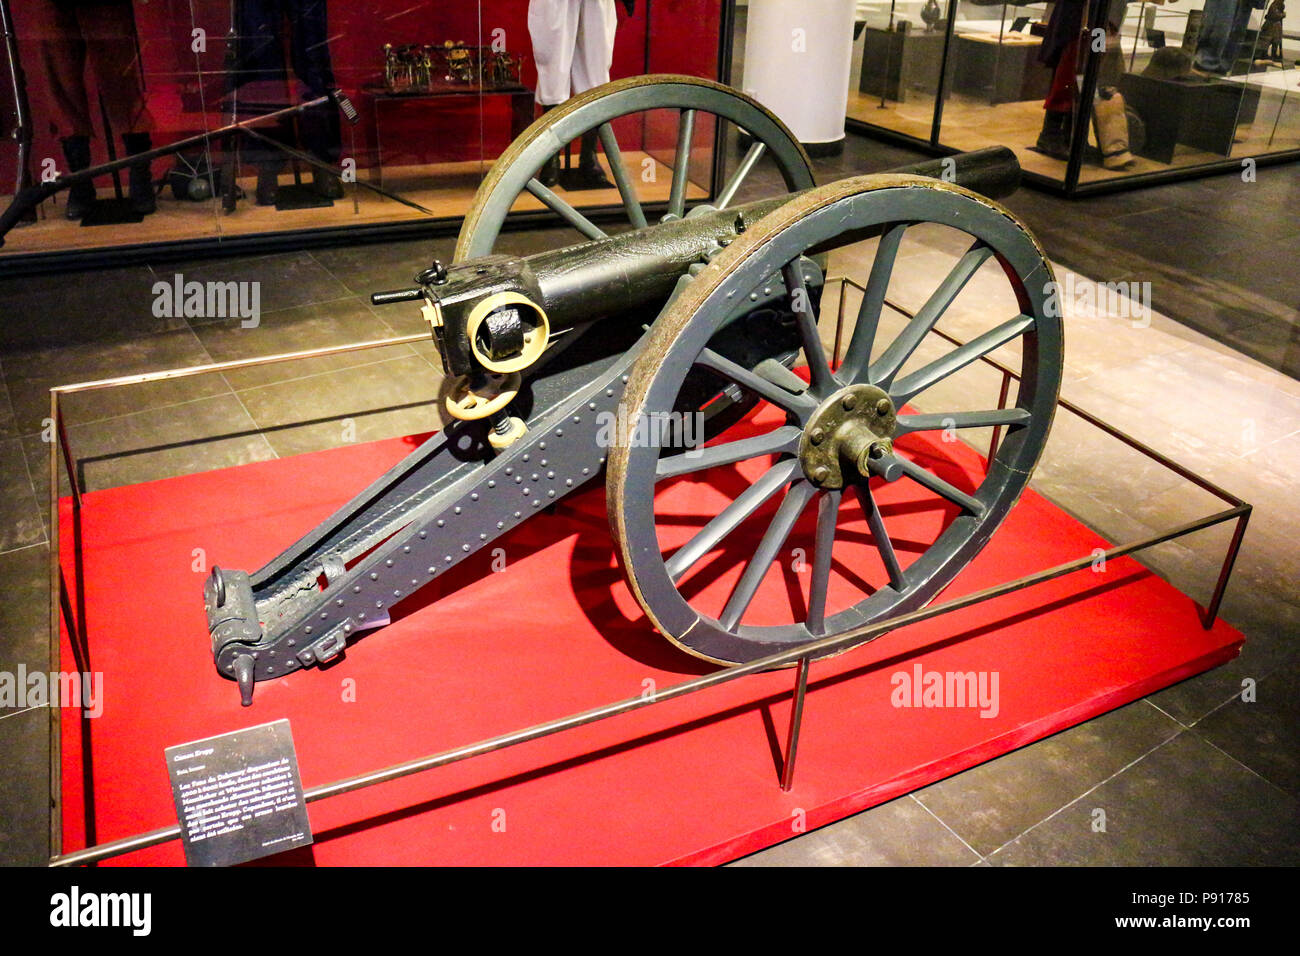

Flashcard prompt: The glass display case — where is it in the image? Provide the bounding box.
[0,0,730,267]
[843,0,1299,193]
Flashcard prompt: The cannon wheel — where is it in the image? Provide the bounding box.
[454,74,816,262]
[608,175,1062,666]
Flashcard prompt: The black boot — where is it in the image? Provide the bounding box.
[256,160,283,206]
[311,166,344,199]
[122,132,157,215]
[564,130,613,190]
[60,135,96,220]
[1035,110,1073,159]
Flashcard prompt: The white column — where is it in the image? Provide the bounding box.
[741,0,858,149]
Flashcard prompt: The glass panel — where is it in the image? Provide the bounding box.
[845,0,953,144]
[0,1,726,262]
[837,0,1298,190]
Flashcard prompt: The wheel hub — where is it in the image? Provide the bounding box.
[797,384,897,490]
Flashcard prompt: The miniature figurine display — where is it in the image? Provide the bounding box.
[381,41,524,94]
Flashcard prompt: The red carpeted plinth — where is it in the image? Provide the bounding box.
[58,409,1242,866]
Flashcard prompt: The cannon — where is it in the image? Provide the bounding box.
[203,76,1061,705]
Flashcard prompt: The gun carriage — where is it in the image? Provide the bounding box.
[202,75,1061,705]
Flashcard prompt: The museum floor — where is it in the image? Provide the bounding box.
[0,137,1296,867]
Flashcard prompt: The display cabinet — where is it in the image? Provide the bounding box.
[840,0,1299,194]
[0,0,731,269]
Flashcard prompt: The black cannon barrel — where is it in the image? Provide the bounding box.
[881,146,1021,201]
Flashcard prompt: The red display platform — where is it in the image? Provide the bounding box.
[57,410,1243,866]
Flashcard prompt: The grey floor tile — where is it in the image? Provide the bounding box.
[0,543,50,676]
[915,701,1183,858]
[1148,594,1300,727]
[2,327,227,436]
[34,394,278,493]
[158,251,351,323]
[0,373,16,440]
[235,354,446,459]
[0,266,182,350]
[728,795,980,866]
[1188,657,1300,799]
[309,238,456,297]
[988,731,1300,866]
[0,707,50,866]
[190,296,415,391]
[0,438,45,553]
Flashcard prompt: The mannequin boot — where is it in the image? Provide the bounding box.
[564,130,613,190]
[60,135,97,220]
[122,133,157,215]
[1093,88,1133,169]
[1035,110,1073,159]
[311,166,345,199]
[256,160,284,206]
[537,105,560,187]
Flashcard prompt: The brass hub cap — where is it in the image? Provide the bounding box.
[797,384,897,490]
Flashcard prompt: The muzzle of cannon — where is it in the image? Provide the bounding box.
[203,75,1059,706]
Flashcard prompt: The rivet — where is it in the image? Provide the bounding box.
[488,481,496,489]
[471,493,479,501]
[810,428,825,445]
[427,567,436,575]
[370,572,379,580]
[353,585,361,593]
[539,442,547,450]
[419,530,427,538]
[385,559,393,567]
[876,398,891,416]
[437,519,445,527]
[842,394,858,411]
[454,507,462,515]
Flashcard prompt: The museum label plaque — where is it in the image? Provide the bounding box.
[164,719,312,866]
